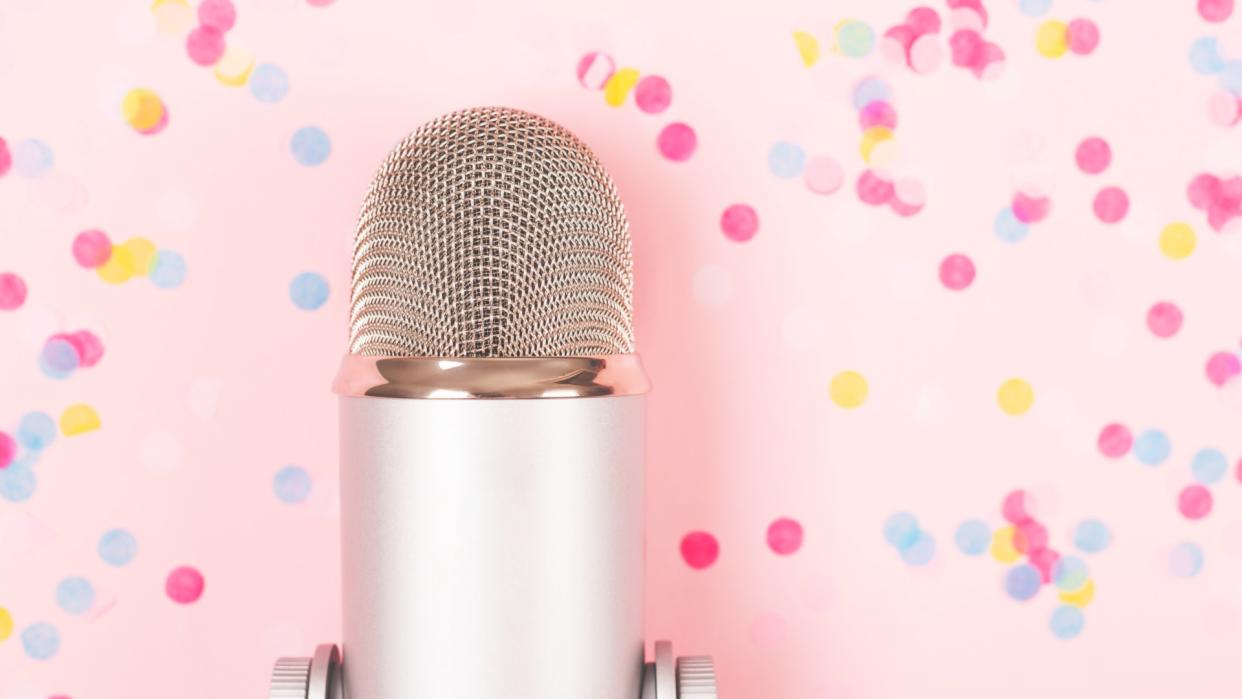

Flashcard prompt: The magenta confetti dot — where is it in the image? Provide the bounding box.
[59,330,104,368]
[1200,0,1234,22]
[890,197,924,217]
[680,531,719,569]
[165,566,205,604]
[767,517,804,555]
[0,137,11,177]
[197,0,236,32]
[1075,137,1111,174]
[1029,548,1060,583]
[949,29,983,67]
[186,26,226,66]
[656,122,696,162]
[1012,192,1051,223]
[882,25,917,63]
[939,253,975,290]
[720,204,759,242]
[1097,423,1132,458]
[1014,519,1049,554]
[1179,485,1213,520]
[0,431,14,469]
[856,170,894,206]
[906,6,942,35]
[1188,173,1222,209]
[1066,18,1100,55]
[0,272,26,310]
[1236,458,1242,483]
[1002,489,1036,524]
[72,230,111,269]
[971,41,1005,79]
[1093,186,1129,223]
[634,75,672,114]
[1146,302,1184,338]
[576,52,615,90]
[1206,351,1242,386]
[859,100,897,130]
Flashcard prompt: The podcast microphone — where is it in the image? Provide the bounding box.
[269,107,717,698]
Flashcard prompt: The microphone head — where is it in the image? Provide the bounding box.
[348,107,634,358]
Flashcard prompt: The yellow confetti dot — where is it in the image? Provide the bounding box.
[214,46,255,87]
[860,127,893,163]
[997,378,1035,416]
[829,370,868,409]
[0,607,12,643]
[1159,222,1196,260]
[990,526,1020,563]
[120,237,158,275]
[793,30,820,67]
[1059,578,1095,607]
[97,245,137,284]
[121,88,165,132]
[61,404,101,436]
[152,0,194,35]
[603,68,640,107]
[1036,20,1069,59]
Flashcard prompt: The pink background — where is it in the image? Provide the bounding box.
[4,0,1242,697]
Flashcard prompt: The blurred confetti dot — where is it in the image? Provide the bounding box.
[1049,605,1084,639]
[0,432,13,468]
[197,0,236,32]
[852,76,892,110]
[1093,186,1129,223]
[1066,19,1099,55]
[250,63,290,103]
[1146,301,1183,338]
[1133,428,1171,465]
[997,378,1034,415]
[186,25,226,66]
[96,244,137,284]
[17,412,55,452]
[63,330,104,368]
[803,156,844,195]
[0,607,11,642]
[1012,192,1050,223]
[939,254,975,291]
[991,526,1021,563]
[214,46,254,87]
[656,122,696,162]
[290,271,329,310]
[900,531,936,566]
[768,141,806,179]
[20,622,59,660]
[830,370,868,408]
[767,517,804,555]
[1191,37,1225,74]
[166,566,205,603]
[150,250,188,289]
[1073,519,1111,553]
[0,273,27,310]
[72,230,112,268]
[692,264,732,307]
[856,170,893,206]
[1004,564,1042,601]
[39,337,79,380]
[1191,448,1228,485]
[1002,489,1038,525]
[152,0,194,35]
[1170,541,1204,577]
[13,139,54,178]
[720,204,758,242]
[1019,0,1052,16]
[1179,484,1213,519]
[98,529,137,566]
[55,577,95,615]
[1014,520,1048,554]
[835,20,875,58]
[274,465,312,504]
[859,100,897,130]
[1208,90,1239,126]
[1206,351,1241,386]
[121,237,157,275]
[883,511,920,550]
[1199,0,1234,22]
[680,531,719,569]
[1036,20,1068,59]
[954,519,991,555]
[0,458,37,502]
[633,75,671,114]
[291,126,331,166]
[1075,137,1111,174]
[0,138,9,177]
[121,88,167,135]
[1052,555,1088,591]
[1159,222,1196,259]
[60,404,100,436]
[859,127,893,163]
[1059,579,1095,607]
[603,67,640,107]
[577,52,615,90]
[793,31,820,67]
[993,207,1030,243]
[1097,423,1132,458]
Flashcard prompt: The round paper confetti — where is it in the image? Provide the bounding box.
[96,245,137,284]
[121,237,157,275]
[1060,579,1095,607]
[1206,351,1241,386]
[72,229,112,268]
[577,52,615,90]
[768,141,806,179]
[830,371,868,408]
[909,35,943,74]
[1191,448,1228,485]
[939,253,975,291]
[98,529,138,566]
[767,517,804,555]
[656,123,696,162]
[197,0,236,32]
[13,139,54,178]
[1049,605,1084,639]
[997,378,1035,415]
[856,170,894,206]
[836,20,875,58]
[852,77,892,110]
[250,63,290,103]
[20,622,59,660]
[1199,0,1234,22]
[1052,555,1089,591]
[633,75,671,114]
[290,126,331,167]
[1075,137,1111,174]
[1073,519,1111,553]
[991,526,1021,563]
[213,46,255,87]
[603,67,640,107]
[0,138,9,177]
[1097,423,1132,458]
[17,412,55,452]
[274,465,312,504]
[993,207,1030,243]
[0,432,13,469]
[1019,0,1052,16]
[60,404,101,436]
[859,127,893,163]
[1015,520,1049,554]
[186,25,226,66]
[1179,484,1213,520]
[1191,37,1225,75]
[1170,541,1204,577]
[0,607,11,642]
[1005,564,1042,601]
[793,30,820,67]
[1093,186,1129,223]
[803,156,844,195]
[1002,489,1037,525]
[165,566,205,604]
[0,459,37,502]
[1146,302,1183,338]
[680,531,719,569]
[39,337,80,380]
[1159,222,1196,259]
[900,531,936,566]
[883,512,920,550]
[153,0,194,35]
[1036,20,1069,59]
[0,273,27,310]
[150,250,188,289]
[55,577,95,615]
[1209,90,1239,126]
[859,100,897,131]
[954,519,990,555]
[1133,429,1171,465]
[1012,192,1050,223]
[1066,19,1099,55]
[720,204,759,242]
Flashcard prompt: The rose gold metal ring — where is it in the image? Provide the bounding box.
[332,354,650,399]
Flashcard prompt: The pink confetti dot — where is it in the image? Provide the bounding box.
[906,6,942,36]
[720,204,759,242]
[950,7,986,32]
[1002,489,1037,525]
[575,52,615,90]
[0,272,27,310]
[1146,302,1184,338]
[306,0,336,5]
[891,178,926,216]
[949,0,988,27]
[1075,137,1111,174]
[909,35,943,73]
[1097,423,1132,458]
[1014,520,1048,554]
[165,566,205,604]
[1209,91,1240,127]
[680,531,719,569]
[1029,547,1060,582]
[1236,458,1242,482]
[803,156,844,195]
[56,330,104,368]
[882,25,917,65]
[767,517,804,555]
[634,75,672,114]
[1199,0,1234,22]
[0,137,11,177]
[859,101,897,130]
[656,122,696,162]
[1066,19,1099,55]
[0,431,14,469]
[856,170,894,206]
[1179,485,1213,520]
[186,26,226,67]
[1012,192,1051,223]
[1206,351,1242,386]
[1093,186,1129,223]
[197,0,236,32]
[939,253,975,290]
[1188,173,1222,209]
[971,42,1006,80]
[72,230,112,268]
[949,29,983,67]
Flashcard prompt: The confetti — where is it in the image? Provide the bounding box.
[1004,564,1042,601]
[98,529,138,566]
[803,156,844,195]
[290,126,331,167]
[633,75,672,114]
[0,273,27,310]
[792,31,820,67]
[1133,429,1171,466]
[1191,448,1229,485]
[21,622,60,660]
[1075,137,1111,174]
[1169,541,1204,578]
[1036,21,1069,59]
[1066,19,1100,56]
[150,250,188,289]
[829,371,868,408]
[13,139,54,177]
[835,20,875,58]
[0,607,11,642]
[993,207,1031,243]
[603,67,640,107]
[60,404,101,436]
[680,531,719,569]
[657,123,696,162]
[274,465,312,504]
[72,230,112,268]
[1073,519,1111,553]
[1097,423,1132,458]
[939,254,976,291]
[213,46,255,87]
[720,204,759,242]
[997,378,1035,416]
[1178,484,1213,520]
[884,512,921,550]
[55,576,95,615]
[954,519,991,555]
[1093,186,1129,223]
[197,0,236,32]
[1199,0,1234,23]
[1049,605,1085,639]
[1190,37,1225,75]
[186,26,226,66]
[768,141,806,179]
[767,517,804,555]
[1146,302,1183,338]
[1059,579,1095,607]
[250,63,290,103]
[1159,222,1196,259]
[1205,351,1241,386]
[0,432,14,469]
[165,566,205,604]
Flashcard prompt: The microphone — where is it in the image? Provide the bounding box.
[269,107,717,699]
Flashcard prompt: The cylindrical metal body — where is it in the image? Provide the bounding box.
[339,394,646,698]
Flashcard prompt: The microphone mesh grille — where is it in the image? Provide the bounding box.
[348,107,634,358]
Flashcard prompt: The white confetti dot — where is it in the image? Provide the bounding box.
[692,263,732,307]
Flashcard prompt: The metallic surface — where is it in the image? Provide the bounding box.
[339,394,646,698]
[676,655,719,696]
[269,656,311,699]
[332,353,649,399]
[348,106,634,358]
[268,645,343,699]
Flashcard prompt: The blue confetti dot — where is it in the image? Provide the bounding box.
[1053,555,1089,592]
[250,63,290,103]
[39,337,79,379]
[994,207,1030,243]
[291,126,331,167]
[1170,541,1204,578]
[767,141,806,179]
[21,622,60,660]
[1133,429,1171,466]
[1049,605,1085,639]
[1219,60,1242,95]
[289,272,329,310]
[55,576,95,615]
[13,139,54,178]
[837,21,875,58]
[98,528,138,566]
[852,77,892,111]
[17,411,56,451]
[149,250,188,289]
[1190,37,1225,75]
[954,519,991,556]
[274,465,312,504]
[1191,448,1228,485]
[0,456,38,502]
[883,511,920,550]
[1073,519,1112,554]
[1004,563,1042,601]
[1019,0,1052,16]
[900,531,936,566]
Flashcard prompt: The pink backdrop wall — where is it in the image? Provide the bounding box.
[3,0,1242,696]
